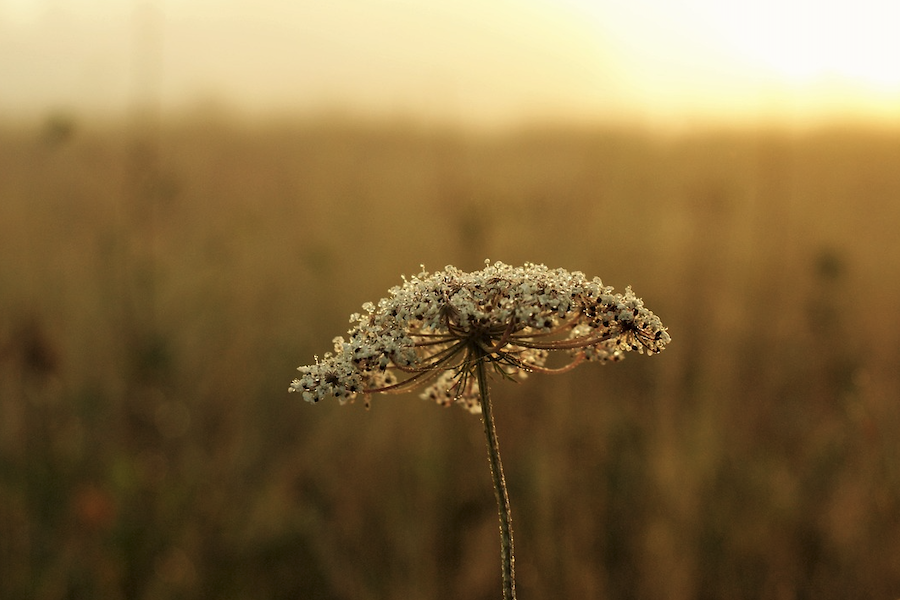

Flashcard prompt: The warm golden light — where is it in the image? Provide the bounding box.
[561,0,900,125]
[1,0,898,127]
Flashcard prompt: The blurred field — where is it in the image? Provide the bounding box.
[1,115,900,600]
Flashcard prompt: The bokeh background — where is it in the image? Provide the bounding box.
[2,1,900,599]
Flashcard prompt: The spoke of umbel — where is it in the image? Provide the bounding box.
[474,346,516,600]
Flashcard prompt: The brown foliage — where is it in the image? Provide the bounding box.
[1,117,899,599]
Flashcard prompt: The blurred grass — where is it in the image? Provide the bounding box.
[1,116,899,599]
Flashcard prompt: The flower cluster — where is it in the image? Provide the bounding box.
[289,260,669,412]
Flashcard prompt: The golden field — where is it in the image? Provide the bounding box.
[2,116,900,599]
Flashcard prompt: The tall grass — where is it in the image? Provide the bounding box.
[1,117,899,599]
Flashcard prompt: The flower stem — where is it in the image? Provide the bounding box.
[474,350,516,600]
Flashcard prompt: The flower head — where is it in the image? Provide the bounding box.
[289,260,670,412]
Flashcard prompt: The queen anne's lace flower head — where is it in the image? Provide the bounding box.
[290,260,670,413]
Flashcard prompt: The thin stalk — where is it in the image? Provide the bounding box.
[474,348,516,600]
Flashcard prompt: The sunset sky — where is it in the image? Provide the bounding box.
[2,0,899,128]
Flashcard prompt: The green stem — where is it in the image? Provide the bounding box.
[474,351,516,600]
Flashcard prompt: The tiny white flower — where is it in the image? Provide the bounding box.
[289,261,670,411]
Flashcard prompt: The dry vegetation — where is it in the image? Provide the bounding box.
[1,115,900,599]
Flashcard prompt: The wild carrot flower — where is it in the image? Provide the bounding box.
[289,260,669,411]
[289,260,669,600]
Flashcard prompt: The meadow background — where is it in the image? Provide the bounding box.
[1,115,900,599]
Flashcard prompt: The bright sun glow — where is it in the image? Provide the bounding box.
[1,0,899,127]
[562,0,900,124]
[701,0,900,86]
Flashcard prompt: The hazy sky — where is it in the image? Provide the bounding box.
[2,0,899,128]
